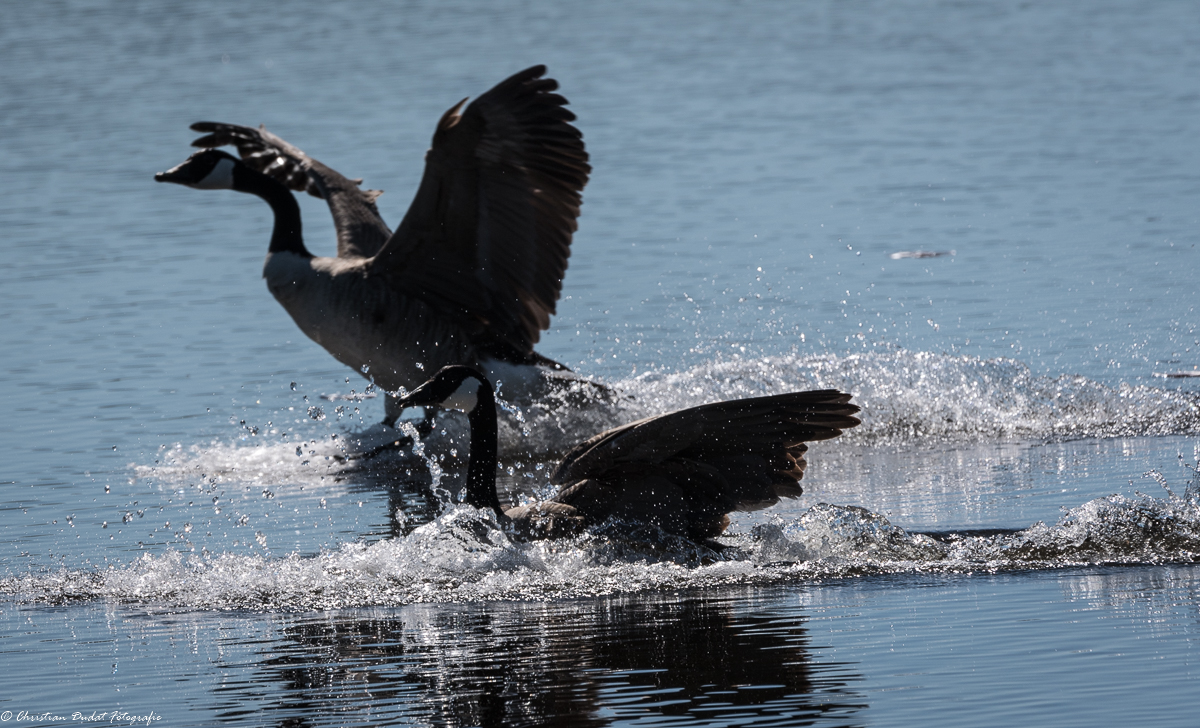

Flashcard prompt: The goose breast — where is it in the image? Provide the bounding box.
[263,251,477,392]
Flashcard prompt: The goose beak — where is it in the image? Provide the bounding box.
[155,151,237,190]
[395,383,439,409]
[394,373,481,413]
[154,160,195,185]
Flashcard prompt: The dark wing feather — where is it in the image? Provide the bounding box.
[370,65,590,354]
[550,390,861,513]
[188,122,392,258]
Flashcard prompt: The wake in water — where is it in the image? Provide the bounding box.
[8,349,1194,609]
[428,349,1200,457]
[137,349,1200,488]
[609,350,1200,447]
[4,457,1198,610]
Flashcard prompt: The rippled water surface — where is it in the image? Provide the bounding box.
[2,0,1199,725]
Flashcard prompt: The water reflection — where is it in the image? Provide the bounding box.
[236,589,866,727]
[793,435,1199,532]
[1060,565,1200,634]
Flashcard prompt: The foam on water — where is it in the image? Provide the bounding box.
[496,349,1200,457]
[4,458,1197,610]
[18,350,1193,610]
[138,438,352,487]
[609,350,1200,445]
[138,349,1200,486]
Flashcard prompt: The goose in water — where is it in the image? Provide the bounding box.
[397,366,862,541]
[155,66,592,426]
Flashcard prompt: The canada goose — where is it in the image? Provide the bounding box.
[397,366,862,541]
[155,66,592,426]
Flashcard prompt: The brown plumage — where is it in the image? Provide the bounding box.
[397,366,862,542]
[156,67,594,424]
[376,67,589,353]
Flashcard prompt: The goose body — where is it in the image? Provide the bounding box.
[398,366,862,541]
[260,250,476,396]
[156,66,592,424]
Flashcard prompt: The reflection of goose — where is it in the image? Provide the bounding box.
[397,366,861,540]
[155,66,592,426]
[260,590,858,726]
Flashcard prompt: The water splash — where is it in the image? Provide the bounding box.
[71,349,1199,611]
[606,350,1200,447]
[132,350,1199,485]
[483,349,1200,456]
[5,460,1197,610]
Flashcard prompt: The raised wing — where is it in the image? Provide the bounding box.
[551,390,861,511]
[188,122,392,259]
[371,65,590,355]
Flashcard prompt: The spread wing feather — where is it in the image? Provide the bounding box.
[550,390,861,513]
[370,65,590,355]
[188,121,392,259]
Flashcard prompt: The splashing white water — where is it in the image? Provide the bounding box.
[48,349,1195,611]
[134,350,1199,487]
[5,460,1198,610]
[608,350,1200,446]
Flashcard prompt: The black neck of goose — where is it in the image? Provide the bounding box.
[464,379,505,520]
[232,165,310,257]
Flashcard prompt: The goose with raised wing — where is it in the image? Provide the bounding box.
[155,66,592,426]
[397,366,861,541]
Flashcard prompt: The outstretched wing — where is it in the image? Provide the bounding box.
[371,65,590,355]
[551,390,861,512]
[188,122,392,259]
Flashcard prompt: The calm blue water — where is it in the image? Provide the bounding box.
[2,1,1199,725]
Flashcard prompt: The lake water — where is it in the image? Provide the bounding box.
[2,1,1198,725]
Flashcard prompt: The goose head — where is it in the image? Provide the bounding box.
[396,365,492,413]
[155,149,240,190]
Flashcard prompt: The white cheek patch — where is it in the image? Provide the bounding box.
[194,157,235,189]
[441,379,479,412]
